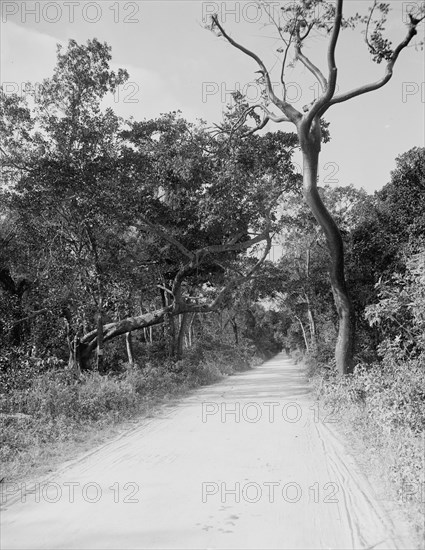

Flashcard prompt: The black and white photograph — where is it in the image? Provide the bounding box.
[0,0,424,548]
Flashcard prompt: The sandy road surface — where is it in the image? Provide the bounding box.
[0,354,416,549]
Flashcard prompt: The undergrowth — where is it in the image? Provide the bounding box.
[308,347,425,544]
[0,345,259,481]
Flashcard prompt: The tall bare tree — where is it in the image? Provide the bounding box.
[208,0,424,373]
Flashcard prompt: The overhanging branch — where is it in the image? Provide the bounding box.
[80,227,272,349]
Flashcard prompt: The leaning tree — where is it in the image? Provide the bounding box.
[207,0,424,374]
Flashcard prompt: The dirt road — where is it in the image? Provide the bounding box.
[0,354,416,549]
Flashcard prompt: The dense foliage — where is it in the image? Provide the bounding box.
[0,39,297,375]
[0,38,423,513]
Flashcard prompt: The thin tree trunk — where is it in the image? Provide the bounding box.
[160,284,176,356]
[96,295,104,372]
[304,246,318,353]
[188,312,196,347]
[300,119,354,374]
[68,335,82,377]
[125,332,134,366]
[304,292,317,353]
[307,305,317,350]
[296,315,309,353]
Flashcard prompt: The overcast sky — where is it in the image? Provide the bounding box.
[1,0,424,194]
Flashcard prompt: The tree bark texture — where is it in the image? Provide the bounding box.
[300,120,354,374]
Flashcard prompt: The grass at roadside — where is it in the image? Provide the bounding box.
[308,355,425,546]
[0,348,260,484]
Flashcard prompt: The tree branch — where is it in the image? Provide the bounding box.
[11,308,49,326]
[304,0,343,125]
[0,145,31,173]
[139,218,195,260]
[226,104,290,139]
[294,20,328,94]
[195,230,270,257]
[295,48,328,92]
[182,234,272,313]
[211,15,301,123]
[170,229,270,304]
[260,1,296,100]
[81,306,174,347]
[364,0,378,55]
[327,14,424,109]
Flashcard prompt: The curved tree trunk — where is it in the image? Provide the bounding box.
[299,119,354,374]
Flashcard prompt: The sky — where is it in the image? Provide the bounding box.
[1,0,424,194]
